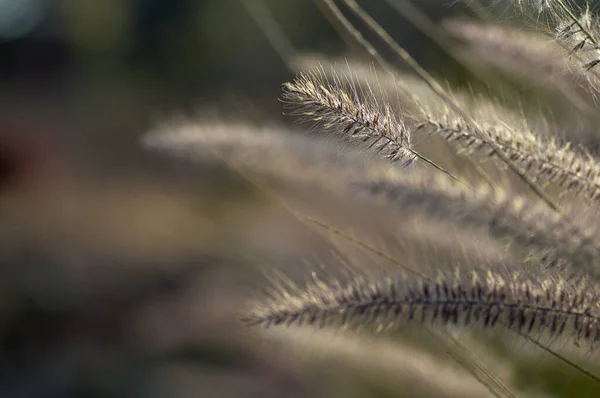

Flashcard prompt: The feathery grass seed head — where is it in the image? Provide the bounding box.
[243,270,600,351]
[282,68,416,166]
[353,169,600,275]
[416,108,600,202]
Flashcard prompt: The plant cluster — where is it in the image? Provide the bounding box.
[146,0,600,396]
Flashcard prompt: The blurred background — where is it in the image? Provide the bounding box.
[0,0,479,179]
[2,1,573,397]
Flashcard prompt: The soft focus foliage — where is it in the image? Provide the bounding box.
[6,1,600,398]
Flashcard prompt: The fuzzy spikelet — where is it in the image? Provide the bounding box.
[243,270,600,350]
[517,0,600,73]
[445,20,596,99]
[417,112,600,201]
[143,121,382,186]
[282,68,417,166]
[357,170,600,275]
[446,20,566,76]
[554,7,600,71]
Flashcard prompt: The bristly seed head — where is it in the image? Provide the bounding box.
[281,68,416,166]
[417,112,600,202]
[242,270,600,351]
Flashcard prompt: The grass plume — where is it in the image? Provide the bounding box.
[282,68,416,166]
[416,106,600,202]
[358,171,600,275]
[243,269,600,351]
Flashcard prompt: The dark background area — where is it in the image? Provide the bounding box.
[0,0,478,182]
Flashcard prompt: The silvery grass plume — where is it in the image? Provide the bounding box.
[452,3,600,152]
[285,67,600,204]
[444,19,600,107]
[242,269,600,351]
[281,68,417,166]
[289,55,443,119]
[414,100,600,203]
[143,121,375,186]
[359,171,600,276]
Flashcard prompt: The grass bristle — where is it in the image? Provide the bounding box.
[282,68,416,166]
[244,270,600,351]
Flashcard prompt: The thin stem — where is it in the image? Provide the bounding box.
[241,0,297,69]
[408,148,468,186]
[437,329,516,398]
[316,0,392,72]
[556,0,597,45]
